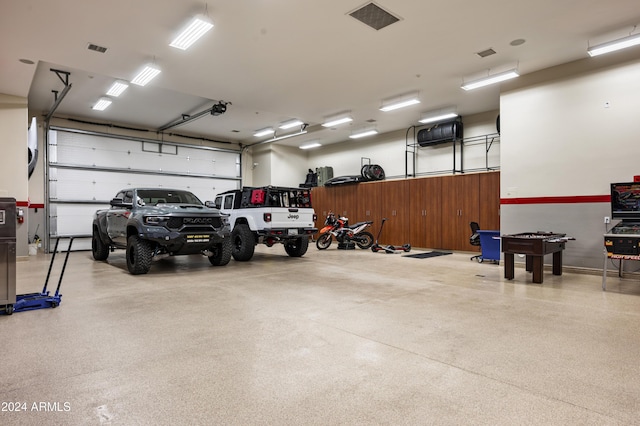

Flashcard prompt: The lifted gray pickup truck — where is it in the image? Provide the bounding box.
[92,188,232,274]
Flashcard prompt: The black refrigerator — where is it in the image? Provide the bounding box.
[0,197,17,313]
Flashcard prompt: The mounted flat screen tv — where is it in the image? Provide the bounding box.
[611,182,640,221]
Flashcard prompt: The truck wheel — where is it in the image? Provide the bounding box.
[92,227,109,261]
[126,235,152,275]
[315,233,332,250]
[355,231,374,249]
[231,224,255,261]
[208,239,232,266]
[284,236,309,257]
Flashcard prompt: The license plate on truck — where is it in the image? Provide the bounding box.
[288,229,298,235]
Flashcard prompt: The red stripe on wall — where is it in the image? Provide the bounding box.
[15,201,45,208]
[500,195,610,205]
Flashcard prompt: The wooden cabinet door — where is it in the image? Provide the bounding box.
[380,180,409,245]
[311,186,334,231]
[441,174,480,250]
[331,185,358,222]
[357,181,382,232]
[409,177,442,249]
[479,171,500,231]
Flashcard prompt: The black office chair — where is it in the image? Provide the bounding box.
[469,221,482,262]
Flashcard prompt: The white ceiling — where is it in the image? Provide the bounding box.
[1,0,639,148]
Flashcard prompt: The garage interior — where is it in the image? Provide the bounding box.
[5,246,640,424]
[2,0,640,424]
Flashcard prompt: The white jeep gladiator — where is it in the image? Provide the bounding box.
[214,186,317,261]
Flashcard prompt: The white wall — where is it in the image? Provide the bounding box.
[0,94,29,255]
[500,52,640,269]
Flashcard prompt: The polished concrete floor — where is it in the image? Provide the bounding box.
[2,244,640,425]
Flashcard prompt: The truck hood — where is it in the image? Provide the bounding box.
[145,204,222,216]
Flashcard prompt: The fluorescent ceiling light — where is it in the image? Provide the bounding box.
[254,128,275,137]
[322,116,353,127]
[170,15,214,50]
[461,69,519,91]
[106,80,129,97]
[131,65,161,86]
[588,33,640,57]
[349,129,378,139]
[92,97,112,111]
[270,130,307,142]
[279,119,304,130]
[380,96,420,112]
[419,112,459,124]
[300,142,321,150]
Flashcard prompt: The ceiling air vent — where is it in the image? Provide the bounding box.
[349,2,400,31]
[476,48,496,58]
[87,43,108,53]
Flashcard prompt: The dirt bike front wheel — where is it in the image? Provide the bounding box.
[316,233,333,250]
[355,231,374,249]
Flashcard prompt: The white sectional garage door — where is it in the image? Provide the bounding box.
[47,127,241,250]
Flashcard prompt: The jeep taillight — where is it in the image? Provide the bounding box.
[263,213,272,222]
[313,213,317,221]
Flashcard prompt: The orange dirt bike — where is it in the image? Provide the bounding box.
[316,211,374,250]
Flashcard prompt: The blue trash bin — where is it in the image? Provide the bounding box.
[477,230,501,262]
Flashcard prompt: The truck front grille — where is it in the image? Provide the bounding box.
[166,217,223,230]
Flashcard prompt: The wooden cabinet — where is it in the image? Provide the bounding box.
[479,171,500,230]
[311,171,499,251]
[441,174,480,251]
[356,181,383,232]
[311,186,332,219]
[332,185,358,220]
[409,176,442,249]
[379,180,409,245]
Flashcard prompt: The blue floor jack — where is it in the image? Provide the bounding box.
[3,237,74,315]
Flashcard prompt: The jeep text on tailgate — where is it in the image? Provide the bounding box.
[214,186,317,261]
[92,188,232,274]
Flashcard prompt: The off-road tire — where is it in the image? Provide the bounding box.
[284,236,309,257]
[208,239,233,266]
[315,233,333,250]
[92,227,110,261]
[231,224,255,261]
[355,231,374,249]
[126,235,152,275]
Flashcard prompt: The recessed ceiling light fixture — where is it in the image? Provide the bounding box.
[587,32,640,57]
[170,14,214,50]
[92,97,112,111]
[322,113,353,127]
[254,127,275,137]
[461,69,519,91]
[131,64,161,86]
[106,80,129,97]
[279,119,304,130]
[380,93,421,112]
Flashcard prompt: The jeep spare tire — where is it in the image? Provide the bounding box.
[284,236,309,257]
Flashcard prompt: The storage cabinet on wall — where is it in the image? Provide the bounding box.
[441,174,480,251]
[357,182,382,229]
[479,171,500,230]
[380,180,409,244]
[409,177,442,249]
[311,171,499,252]
[332,185,358,219]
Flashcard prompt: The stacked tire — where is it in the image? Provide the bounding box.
[360,164,385,181]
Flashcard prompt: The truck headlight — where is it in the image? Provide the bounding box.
[144,216,163,224]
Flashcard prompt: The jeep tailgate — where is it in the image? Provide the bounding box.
[267,208,315,230]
